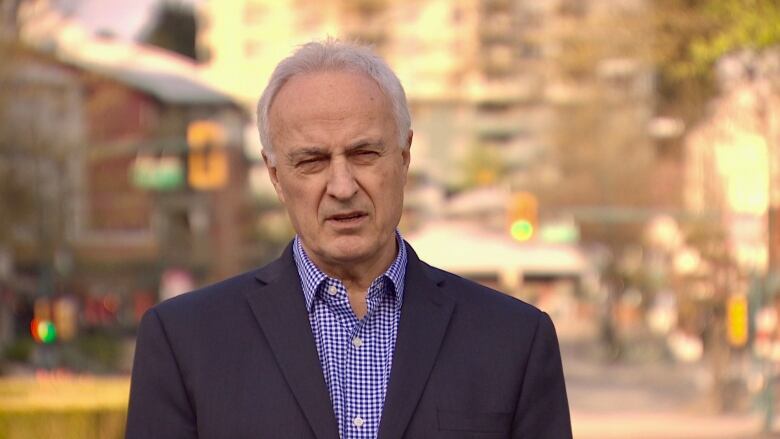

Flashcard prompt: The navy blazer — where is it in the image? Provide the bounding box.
[126,242,572,438]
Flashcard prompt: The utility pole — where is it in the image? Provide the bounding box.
[755,54,780,434]
[768,104,780,277]
[758,72,779,278]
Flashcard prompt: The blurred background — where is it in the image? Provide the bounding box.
[0,0,779,437]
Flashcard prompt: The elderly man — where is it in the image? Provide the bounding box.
[126,40,572,439]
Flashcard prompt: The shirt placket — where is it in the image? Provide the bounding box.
[343,279,389,439]
[345,316,371,437]
[321,279,362,438]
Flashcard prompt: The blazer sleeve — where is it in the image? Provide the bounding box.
[125,308,198,439]
[512,312,573,438]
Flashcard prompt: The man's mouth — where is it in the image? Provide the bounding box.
[328,212,366,223]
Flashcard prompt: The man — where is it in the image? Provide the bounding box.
[126,40,572,439]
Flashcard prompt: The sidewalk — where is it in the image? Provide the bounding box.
[573,411,768,439]
[557,319,780,438]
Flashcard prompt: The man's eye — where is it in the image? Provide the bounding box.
[351,150,380,162]
[295,158,327,171]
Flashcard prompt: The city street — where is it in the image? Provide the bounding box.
[560,320,777,438]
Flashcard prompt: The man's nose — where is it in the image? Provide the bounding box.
[326,158,358,200]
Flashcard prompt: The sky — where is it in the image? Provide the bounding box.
[54,0,198,40]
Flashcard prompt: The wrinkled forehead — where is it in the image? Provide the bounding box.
[269,70,393,130]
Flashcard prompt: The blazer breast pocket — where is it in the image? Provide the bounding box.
[436,409,512,434]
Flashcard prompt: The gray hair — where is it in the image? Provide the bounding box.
[257,39,411,164]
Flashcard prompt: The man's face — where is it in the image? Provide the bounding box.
[265,70,411,273]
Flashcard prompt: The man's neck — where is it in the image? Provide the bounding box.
[304,237,397,288]
[320,247,396,291]
[304,238,398,320]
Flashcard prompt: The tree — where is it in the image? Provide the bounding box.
[650,0,780,411]
[139,1,198,61]
[651,0,780,126]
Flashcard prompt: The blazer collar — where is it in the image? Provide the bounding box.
[378,242,455,439]
[246,242,339,439]
[248,241,455,439]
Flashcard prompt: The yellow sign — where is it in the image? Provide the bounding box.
[187,120,225,150]
[727,295,748,347]
[187,120,229,190]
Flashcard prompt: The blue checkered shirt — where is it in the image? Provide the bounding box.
[293,233,406,439]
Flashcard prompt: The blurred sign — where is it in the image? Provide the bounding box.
[187,120,229,190]
[727,294,749,348]
[539,222,580,244]
[131,155,185,190]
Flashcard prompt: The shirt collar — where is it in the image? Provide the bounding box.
[293,231,407,312]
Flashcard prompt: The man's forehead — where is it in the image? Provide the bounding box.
[268,70,392,136]
[272,70,385,110]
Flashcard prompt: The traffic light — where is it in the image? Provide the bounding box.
[31,298,57,344]
[727,294,748,348]
[508,192,538,242]
[30,319,56,344]
[187,120,229,190]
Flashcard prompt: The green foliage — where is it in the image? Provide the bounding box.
[650,0,780,129]
[686,0,780,76]
[139,1,198,60]
[72,333,122,372]
[2,339,34,363]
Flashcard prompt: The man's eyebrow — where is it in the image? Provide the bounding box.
[286,147,329,161]
[346,139,383,150]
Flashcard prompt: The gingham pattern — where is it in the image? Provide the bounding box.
[293,233,406,439]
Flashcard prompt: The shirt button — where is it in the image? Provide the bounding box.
[353,416,364,427]
[352,337,363,348]
[328,285,338,296]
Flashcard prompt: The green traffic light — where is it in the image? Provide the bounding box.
[37,320,57,344]
[511,219,534,241]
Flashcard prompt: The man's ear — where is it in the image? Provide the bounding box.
[402,130,413,169]
[262,151,286,204]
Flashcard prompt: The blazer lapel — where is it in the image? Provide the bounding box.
[378,243,455,439]
[244,243,339,439]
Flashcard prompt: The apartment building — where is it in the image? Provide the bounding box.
[197,0,656,229]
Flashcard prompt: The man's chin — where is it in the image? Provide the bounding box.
[322,238,373,263]
[303,231,396,270]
